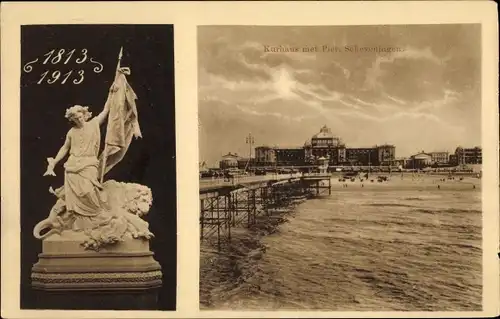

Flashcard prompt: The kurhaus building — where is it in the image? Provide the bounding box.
[254,125,396,167]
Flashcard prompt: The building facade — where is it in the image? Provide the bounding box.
[253,125,396,167]
[250,132,477,169]
[255,146,276,166]
[237,158,256,170]
[346,148,379,166]
[455,146,482,165]
[408,152,432,169]
[449,154,458,166]
[376,144,396,166]
[219,152,240,169]
[275,148,305,166]
[429,151,449,164]
[305,125,347,165]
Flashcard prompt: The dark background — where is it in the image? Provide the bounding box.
[20,25,176,310]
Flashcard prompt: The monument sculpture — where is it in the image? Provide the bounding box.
[30,48,162,310]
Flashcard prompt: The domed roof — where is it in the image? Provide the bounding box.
[312,125,334,139]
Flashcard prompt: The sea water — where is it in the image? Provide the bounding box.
[201,176,482,311]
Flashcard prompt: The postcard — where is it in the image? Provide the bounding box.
[1,1,498,319]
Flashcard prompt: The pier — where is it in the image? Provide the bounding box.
[199,173,332,250]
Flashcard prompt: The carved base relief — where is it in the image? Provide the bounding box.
[31,235,162,291]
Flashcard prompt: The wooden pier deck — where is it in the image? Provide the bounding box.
[200,174,301,199]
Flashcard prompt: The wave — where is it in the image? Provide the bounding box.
[200,187,482,311]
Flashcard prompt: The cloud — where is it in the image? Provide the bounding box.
[411,89,460,113]
[385,94,407,105]
[198,26,481,163]
[364,47,445,94]
[272,67,297,100]
[234,104,307,122]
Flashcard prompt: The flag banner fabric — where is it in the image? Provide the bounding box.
[99,67,142,177]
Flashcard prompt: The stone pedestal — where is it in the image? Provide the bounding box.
[31,231,162,310]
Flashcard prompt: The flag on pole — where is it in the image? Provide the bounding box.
[99,48,142,180]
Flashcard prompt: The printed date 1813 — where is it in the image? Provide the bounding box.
[22,49,104,85]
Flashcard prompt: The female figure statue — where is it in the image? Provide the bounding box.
[34,65,153,250]
[43,103,112,231]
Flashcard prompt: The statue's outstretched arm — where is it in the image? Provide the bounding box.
[96,81,118,126]
[44,133,71,176]
[96,99,111,126]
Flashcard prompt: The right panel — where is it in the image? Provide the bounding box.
[197,25,482,311]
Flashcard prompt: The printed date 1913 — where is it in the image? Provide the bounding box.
[22,49,104,85]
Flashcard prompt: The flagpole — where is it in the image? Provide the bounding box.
[100,47,123,183]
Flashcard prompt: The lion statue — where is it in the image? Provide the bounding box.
[33,180,154,250]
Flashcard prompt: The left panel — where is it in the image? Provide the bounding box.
[20,25,177,311]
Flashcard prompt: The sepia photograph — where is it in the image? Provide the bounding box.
[1,2,498,319]
[198,25,483,311]
[20,24,177,310]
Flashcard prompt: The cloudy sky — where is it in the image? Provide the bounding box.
[198,25,481,167]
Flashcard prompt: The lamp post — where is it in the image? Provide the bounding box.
[245,133,255,172]
[274,146,279,179]
[368,151,371,174]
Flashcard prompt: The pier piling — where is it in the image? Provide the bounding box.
[199,174,332,251]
